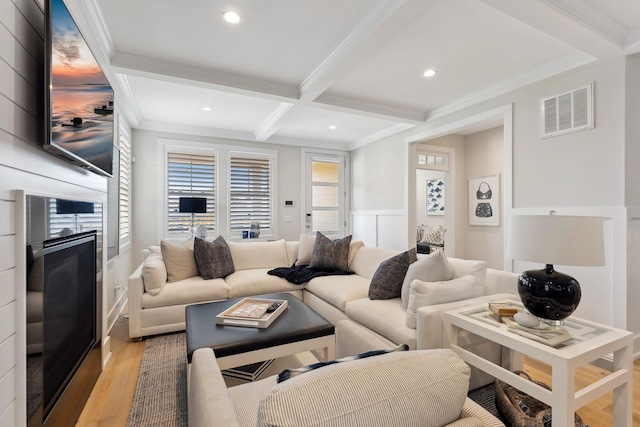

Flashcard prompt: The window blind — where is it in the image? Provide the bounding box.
[229,155,271,231]
[167,152,216,234]
[118,135,131,246]
[49,200,102,237]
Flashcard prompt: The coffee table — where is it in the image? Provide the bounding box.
[443,301,633,426]
[185,293,335,371]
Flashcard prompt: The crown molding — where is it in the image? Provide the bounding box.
[426,52,594,121]
[348,123,415,151]
[254,103,295,142]
[138,120,349,151]
[110,52,300,102]
[113,73,143,127]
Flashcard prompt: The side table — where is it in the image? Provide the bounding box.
[443,302,633,426]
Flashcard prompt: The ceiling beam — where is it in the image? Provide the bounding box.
[479,0,627,60]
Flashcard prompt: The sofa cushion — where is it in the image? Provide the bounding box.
[448,258,488,297]
[294,234,316,266]
[305,274,371,312]
[368,248,417,300]
[194,236,235,279]
[141,276,228,309]
[225,269,301,298]
[405,275,477,329]
[141,254,168,296]
[345,298,416,349]
[256,349,469,427]
[401,250,454,308]
[308,232,352,272]
[349,246,400,279]
[228,376,278,427]
[161,239,199,282]
[227,239,289,270]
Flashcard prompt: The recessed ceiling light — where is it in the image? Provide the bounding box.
[223,11,240,24]
[329,125,337,130]
[423,69,437,77]
[202,106,212,112]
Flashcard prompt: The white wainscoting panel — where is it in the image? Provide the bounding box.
[0,270,15,309]
[351,210,407,251]
[0,402,15,427]
[0,236,15,272]
[0,303,15,346]
[0,336,16,384]
[0,368,15,425]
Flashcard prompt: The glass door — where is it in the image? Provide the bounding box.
[304,153,346,238]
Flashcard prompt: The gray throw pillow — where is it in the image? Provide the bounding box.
[308,232,352,272]
[400,249,454,309]
[193,236,235,279]
[368,248,417,300]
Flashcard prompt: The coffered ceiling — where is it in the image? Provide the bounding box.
[66,0,640,150]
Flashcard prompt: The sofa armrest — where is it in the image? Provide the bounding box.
[459,398,505,426]
[415,293,518,350]
[189,348,242,427]
[127,263,145,339]
[485,269,519,295]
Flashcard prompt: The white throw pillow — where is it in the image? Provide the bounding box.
[294,234,316,266]
[405,275,476,329]
[400,250,453,309]
[141,254,168,295]
[227,239,289,270]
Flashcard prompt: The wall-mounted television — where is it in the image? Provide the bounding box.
[44,0,114,177]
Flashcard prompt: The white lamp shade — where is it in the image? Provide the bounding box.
[506,215,604,267]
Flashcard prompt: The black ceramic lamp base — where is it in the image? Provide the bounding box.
[517,264,581,325]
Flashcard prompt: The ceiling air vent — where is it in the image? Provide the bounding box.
[541,82,593,139]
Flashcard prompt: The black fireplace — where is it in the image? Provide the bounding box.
[26,195,102,427]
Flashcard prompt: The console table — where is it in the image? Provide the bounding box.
[443,302,633,426]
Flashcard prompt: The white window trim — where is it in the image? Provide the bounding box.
[158,138,277,241]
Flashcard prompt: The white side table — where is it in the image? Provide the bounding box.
[443,302,633,426]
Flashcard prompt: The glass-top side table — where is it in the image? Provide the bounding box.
[443,301,633,426]
[459,301,611,349]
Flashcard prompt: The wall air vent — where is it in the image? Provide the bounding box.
[541,82,593,139]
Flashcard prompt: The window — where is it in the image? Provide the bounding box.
[229,153,273,235]
[166,151,216,235]
[118,134,131,250]
[162,140,277,239]
[49,199,102,237]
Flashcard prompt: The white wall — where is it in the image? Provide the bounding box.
[463,127,504,269]
[130,129,308,259]
[351,57,635,343]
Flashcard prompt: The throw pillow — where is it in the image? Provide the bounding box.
[277,344,409,383]
[348,240,364,268]
[400,249,454,309]
[193,236,235,280]
[368,248,417,300]
[405,275,477,329]
[161,239,199,282]
[308,232,352,272]
[294,234,316,266]
[141,254,168,295]
[419,225,445,245]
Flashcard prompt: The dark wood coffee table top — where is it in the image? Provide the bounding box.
[185,293,334,363]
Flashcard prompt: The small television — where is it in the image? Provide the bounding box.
[44,0,114,177]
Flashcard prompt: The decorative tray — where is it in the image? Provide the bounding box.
[216,297,288,328]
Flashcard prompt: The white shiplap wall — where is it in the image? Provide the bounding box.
[1,0,109,424]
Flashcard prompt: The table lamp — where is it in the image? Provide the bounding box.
[506,214,604,325]
[179,197,207,237]
[55,199,95,234]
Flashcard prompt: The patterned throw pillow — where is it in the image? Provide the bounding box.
[308,232,352,272]
[368,248,417,300]
[419,225,445,245]
[277,344,409,383]
[193,236,235,279]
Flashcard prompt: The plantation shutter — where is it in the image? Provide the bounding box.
[167,152,216,234]
[118,134,131,247]
[48,200,102,236]
[229,155,271,232]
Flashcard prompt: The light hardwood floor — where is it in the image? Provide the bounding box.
[76,319,640,426]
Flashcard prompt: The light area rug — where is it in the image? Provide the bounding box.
[127,332,188,427]
[127,332,499,426]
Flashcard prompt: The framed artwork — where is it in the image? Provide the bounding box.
[468,174,500,226]
[426,178,445,215]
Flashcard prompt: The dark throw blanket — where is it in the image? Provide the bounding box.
[268,264,354,285]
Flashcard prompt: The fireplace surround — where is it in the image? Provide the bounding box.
[25,195,103,427]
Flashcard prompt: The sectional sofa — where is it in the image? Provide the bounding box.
[128,235,520,388]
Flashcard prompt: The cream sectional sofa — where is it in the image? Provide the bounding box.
[128,237,520,387]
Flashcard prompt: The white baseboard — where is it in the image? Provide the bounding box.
[107,291,128,334]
